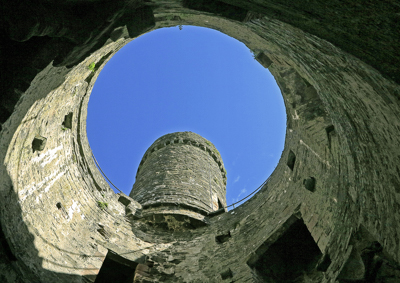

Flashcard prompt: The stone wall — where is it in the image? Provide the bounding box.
[130,132,227,228]
[0,0,400,282]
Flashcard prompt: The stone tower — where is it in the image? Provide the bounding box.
[130,132,227,228]
[1,1,400,282]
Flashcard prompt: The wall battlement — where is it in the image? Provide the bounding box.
[136,131,227,184]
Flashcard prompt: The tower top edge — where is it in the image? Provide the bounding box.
[136,131,227,182]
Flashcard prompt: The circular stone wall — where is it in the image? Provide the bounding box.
[130,131,227,228]
[0,1,400,282]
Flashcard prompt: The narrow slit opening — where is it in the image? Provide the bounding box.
[287,150,296,171]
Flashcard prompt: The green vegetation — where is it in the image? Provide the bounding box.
[61,126,68,131]
[72,155,77,163]
[97,201,108,210]
[203,140,222,158]
[88,62,96,71]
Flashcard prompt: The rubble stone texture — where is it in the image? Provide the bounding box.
[0,0,400,282]
[130,132,227,228]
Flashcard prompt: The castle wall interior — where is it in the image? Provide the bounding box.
[1,0,400,282]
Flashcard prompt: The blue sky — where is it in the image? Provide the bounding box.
[87,25,286,209]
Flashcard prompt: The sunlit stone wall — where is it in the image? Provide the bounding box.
[130,131,227,228]
[0,0,400,282]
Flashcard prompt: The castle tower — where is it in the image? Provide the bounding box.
[129,132,227,228]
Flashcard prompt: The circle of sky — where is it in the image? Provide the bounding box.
[87,25,286,208]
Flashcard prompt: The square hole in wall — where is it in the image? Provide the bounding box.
[326,125,335,136]
[247,217,322,282]
[255,52,273,69]
[32,135,47,152]
[62,112,73,129]
[303,177,316,192]
[216,231,231,244]
[220,268,233,280]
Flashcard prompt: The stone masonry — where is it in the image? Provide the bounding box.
[130,132,227,229]
[0,0,400,282]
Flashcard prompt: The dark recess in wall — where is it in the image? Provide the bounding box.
[220,268,233,280]
[248,218,322,282]
[326,125,335,149]
[218,198,224,210]
[287,150,296,171]
[255,52,273,69]
[62,112,73,129]
[303,177,316,192]
[94,250,138,283]
[316,253,332,272]
[216,231,231,244]
[32,135,47,153]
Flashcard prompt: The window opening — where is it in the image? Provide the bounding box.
[216,231,231,244]
[287,150,296,171]
[32,135,47,153]
[255,52,273,69]
[220,268,233,280]
[303,177,316,192]
[218,198,223,210]
[326,125,335,149]
[62,112,73,129]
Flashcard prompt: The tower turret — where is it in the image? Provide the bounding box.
[130,132,227,228]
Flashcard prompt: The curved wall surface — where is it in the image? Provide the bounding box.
[0,1,400,282]
[130,131,227,226]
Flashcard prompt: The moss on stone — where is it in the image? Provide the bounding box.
[97,201,108,210]
[88,62,96,71]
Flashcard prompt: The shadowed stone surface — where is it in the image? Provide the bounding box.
[0,0,400,282]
